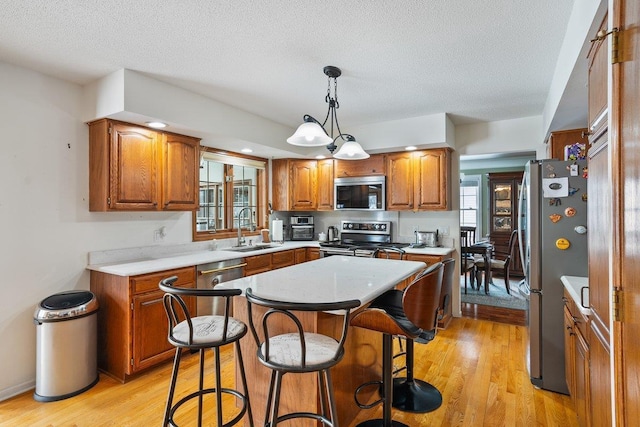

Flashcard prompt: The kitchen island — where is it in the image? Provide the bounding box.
[217,255,426,427]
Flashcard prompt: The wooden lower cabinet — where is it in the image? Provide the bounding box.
[90,266,196,382]
[244,249,299,276]
[307,248,320,261]
[564,292,590,427]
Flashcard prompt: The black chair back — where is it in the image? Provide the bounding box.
[244,288,360,370]
[159,276,242,348]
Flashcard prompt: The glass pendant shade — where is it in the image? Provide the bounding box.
[287,122,332,146]
[333,139,370,160]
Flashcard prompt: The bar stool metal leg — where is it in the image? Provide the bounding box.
[391,339,442,413]
[357,334,408,427]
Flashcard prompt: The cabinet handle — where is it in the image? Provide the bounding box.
[199,263,247,275]
[141,298,163,306]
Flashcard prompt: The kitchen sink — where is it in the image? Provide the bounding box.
[227,245,275,253]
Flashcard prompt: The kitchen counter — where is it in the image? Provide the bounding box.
[561,275,590,315]
[86,241,453,277]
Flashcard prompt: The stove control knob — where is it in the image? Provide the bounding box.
[374,224,380,229]
[346,223,353,229]
[381,224,386,230]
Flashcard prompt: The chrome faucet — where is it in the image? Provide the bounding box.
[236,207,253,247]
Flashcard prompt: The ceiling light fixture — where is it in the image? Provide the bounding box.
[287,66,369,160]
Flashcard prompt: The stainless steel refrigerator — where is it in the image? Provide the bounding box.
[518,159,588,395]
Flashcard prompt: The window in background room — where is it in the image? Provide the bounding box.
[460,175,481,233]
[195,150,267,241]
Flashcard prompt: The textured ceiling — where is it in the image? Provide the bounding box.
[0,0,576,128]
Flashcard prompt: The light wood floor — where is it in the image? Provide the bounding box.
[0,315,577,427]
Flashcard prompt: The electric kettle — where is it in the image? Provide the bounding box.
[327,226,339,242]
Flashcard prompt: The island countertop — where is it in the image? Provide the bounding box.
[216,255,426,306]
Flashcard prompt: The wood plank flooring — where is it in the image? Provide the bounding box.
[0,314,576,427]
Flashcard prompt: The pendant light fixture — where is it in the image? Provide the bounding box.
[287,66,369,160]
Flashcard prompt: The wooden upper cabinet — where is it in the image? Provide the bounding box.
[547,129,590,161]
[271,159,318,211]
[386,148,451,211]
[588,14,608,138]
[413,149,450,210]
[334,154,386,178]
[88,119,200,211]
[161,132,200,211]
[316,159,334,211]
[386,152,414,210]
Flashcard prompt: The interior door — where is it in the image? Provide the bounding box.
[613,0,640,423]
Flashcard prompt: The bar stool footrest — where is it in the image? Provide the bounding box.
[356,420,409,427]
[391,377,442,413]
[354,380,384,409]
[168,387,249,427]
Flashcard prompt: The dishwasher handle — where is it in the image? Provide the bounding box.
[198,263,247,276]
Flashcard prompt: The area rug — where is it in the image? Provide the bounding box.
[460,276,528,310]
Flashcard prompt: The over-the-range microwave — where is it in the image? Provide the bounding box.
[334,176,385,210]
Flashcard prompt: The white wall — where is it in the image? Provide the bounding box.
[0,61,194,400]
[455,115,546,158]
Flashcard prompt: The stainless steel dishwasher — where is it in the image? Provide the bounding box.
[196,258,246,315]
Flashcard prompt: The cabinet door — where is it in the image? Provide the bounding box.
[589,323,611,426]
[131,290,175,373]
[307,248,320,261]
[414,149,449,210]
[162,132,200,210]
[588,15,608,137]
[574,329,590,427]
[316,159,334,211]
[334,154,385,177]
[290,160,318,211]
[386,152,414,210]
[294,248,307,264]
[563,306,576,395]
[272,250,295,270]
[109,123,159,210]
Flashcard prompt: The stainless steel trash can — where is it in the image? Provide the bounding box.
[33,290,99,402]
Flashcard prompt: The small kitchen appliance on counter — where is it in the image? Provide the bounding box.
[327,226,339,242]
[414,230,439,247]
[290,215,314,241]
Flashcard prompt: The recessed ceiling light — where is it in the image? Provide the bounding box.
[405,146,417,151]
[146,121,167,129]
[315,155,326,159]
[241,148,253,153]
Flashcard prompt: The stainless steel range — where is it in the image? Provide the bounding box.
[318,221,410,257]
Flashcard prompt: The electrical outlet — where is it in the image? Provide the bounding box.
[153,230,163,242]
[438,226,450,236]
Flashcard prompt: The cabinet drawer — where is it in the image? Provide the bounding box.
[131,266,196,295]
[564,289,589,339]
[272,250,295,269]
[405,254,442,266]
[246,254,271,272]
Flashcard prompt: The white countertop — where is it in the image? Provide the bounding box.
[86,241,453,277]
[560,275,590,316]
[216,255,426,307]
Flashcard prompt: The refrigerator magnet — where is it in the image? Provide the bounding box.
[555,238,571,250]
[564,207,577,217]
[582,193,588,202]
[542,177,569,198]
[549,213,562,223]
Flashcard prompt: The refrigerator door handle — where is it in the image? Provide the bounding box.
[529,291,542,381]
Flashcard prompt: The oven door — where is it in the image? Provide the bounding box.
[290,225,314,241]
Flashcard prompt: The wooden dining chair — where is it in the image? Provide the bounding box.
[460,226,477,293]
[474,229,519,294]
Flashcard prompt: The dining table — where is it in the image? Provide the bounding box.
[216,255,426,427]
[462,241,494,294]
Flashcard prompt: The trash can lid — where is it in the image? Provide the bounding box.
[34,291,98,322]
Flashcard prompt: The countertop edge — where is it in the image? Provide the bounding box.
[88,242,454,277]
[560,275,591,316]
